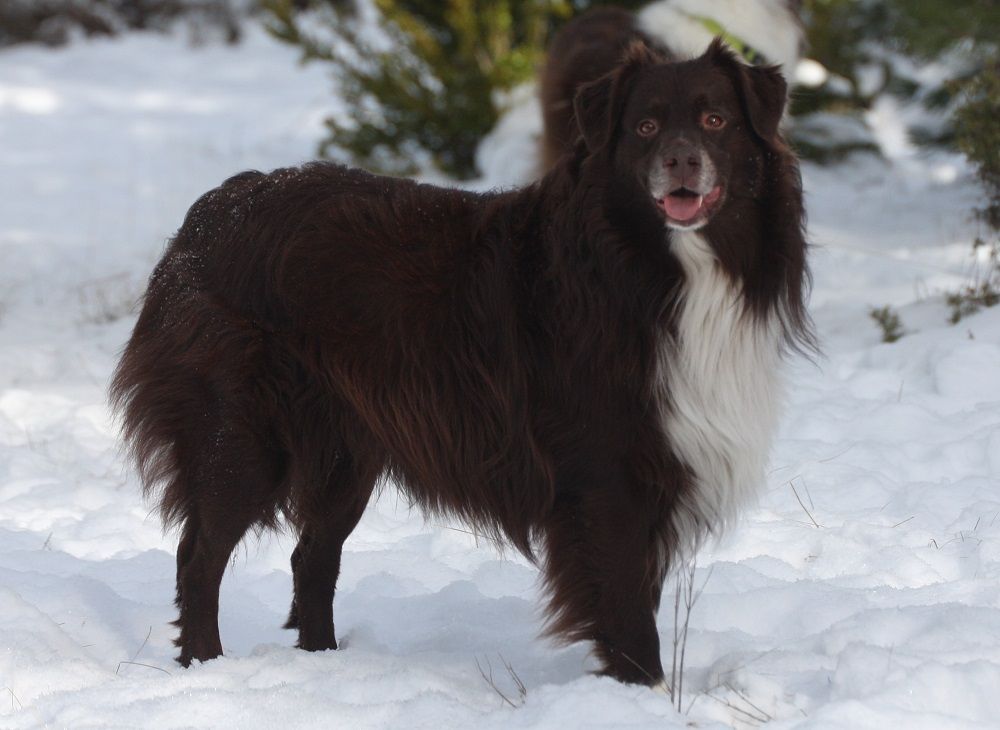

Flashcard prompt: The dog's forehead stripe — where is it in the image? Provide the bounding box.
[635,65,734,95]
[628,66,738,119]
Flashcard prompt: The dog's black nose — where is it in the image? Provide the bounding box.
[661,140,708,191]
[663,147,701,172]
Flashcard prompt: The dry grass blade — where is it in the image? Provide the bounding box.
[701,683,773,726]
[116,626,153,675]
[499,654,527,702]
[671,576,681,701]
[5,686,23,711]
[677,560,699,709]
[114,661,172,676]
[618,650,658,685]
[704,692,770,726]
[818,443,854,463]
[669,558,712,712]
[475,655,523,708]
[432,523,505,552]
[789,478,821,528]
[723,682,773,723]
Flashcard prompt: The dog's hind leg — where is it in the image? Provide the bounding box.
[541,459,667,685]
[284,451,379,652]
[171,415,288,667]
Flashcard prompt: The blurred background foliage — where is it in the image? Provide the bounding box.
[794,0,998,156]
[800,0,999,323]
[0,0,245,46]
[261,0,998,194]
[263,0,645,177]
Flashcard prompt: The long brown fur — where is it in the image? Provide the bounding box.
[111,42,810,685]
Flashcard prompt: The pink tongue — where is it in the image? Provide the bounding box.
[661,194,704,222]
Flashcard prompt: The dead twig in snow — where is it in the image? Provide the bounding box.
[114,661,171,676]
[670,558,712,712]
[116,627,170,676]
[4,686,23,711]
[723,682,773,723]
[702,683,773,727]
[499,654,526,701]
[818,443,855,463]
[475,654,525,708]
[789,478,821,528]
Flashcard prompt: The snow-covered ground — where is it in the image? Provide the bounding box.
[2,26,999,729]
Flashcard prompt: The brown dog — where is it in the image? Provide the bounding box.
[112,41,810,687]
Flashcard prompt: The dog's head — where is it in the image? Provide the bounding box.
[573,39,788,232]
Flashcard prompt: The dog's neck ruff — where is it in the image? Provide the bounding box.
[656,230,785,560]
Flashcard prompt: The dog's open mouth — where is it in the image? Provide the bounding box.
[658,186,723,225]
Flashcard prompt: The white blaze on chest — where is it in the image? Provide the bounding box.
[658,231,784,557]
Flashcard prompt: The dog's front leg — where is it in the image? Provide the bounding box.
[541,459,667,685]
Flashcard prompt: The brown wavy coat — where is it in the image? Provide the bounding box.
[112,42,809,685]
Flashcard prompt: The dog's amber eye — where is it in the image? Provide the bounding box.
[636,119,658,137]
[702,113,726,130]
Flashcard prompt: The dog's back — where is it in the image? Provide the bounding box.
[539,7,659,170]
[112,160,556,579]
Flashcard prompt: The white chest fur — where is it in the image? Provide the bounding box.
[657,231,784,558]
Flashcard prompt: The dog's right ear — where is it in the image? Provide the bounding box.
[706,38,788,144]
[573,41,660,154]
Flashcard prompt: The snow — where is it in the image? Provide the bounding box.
[2,24,999,730]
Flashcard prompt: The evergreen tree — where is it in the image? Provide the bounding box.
[265,0,643,178]
[955,64,1000,233]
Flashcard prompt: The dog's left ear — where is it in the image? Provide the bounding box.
[707,38,787,144]
[738,63,787,143]
[574,41,661,153]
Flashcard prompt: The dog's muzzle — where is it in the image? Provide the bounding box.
[648,141,723,229]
